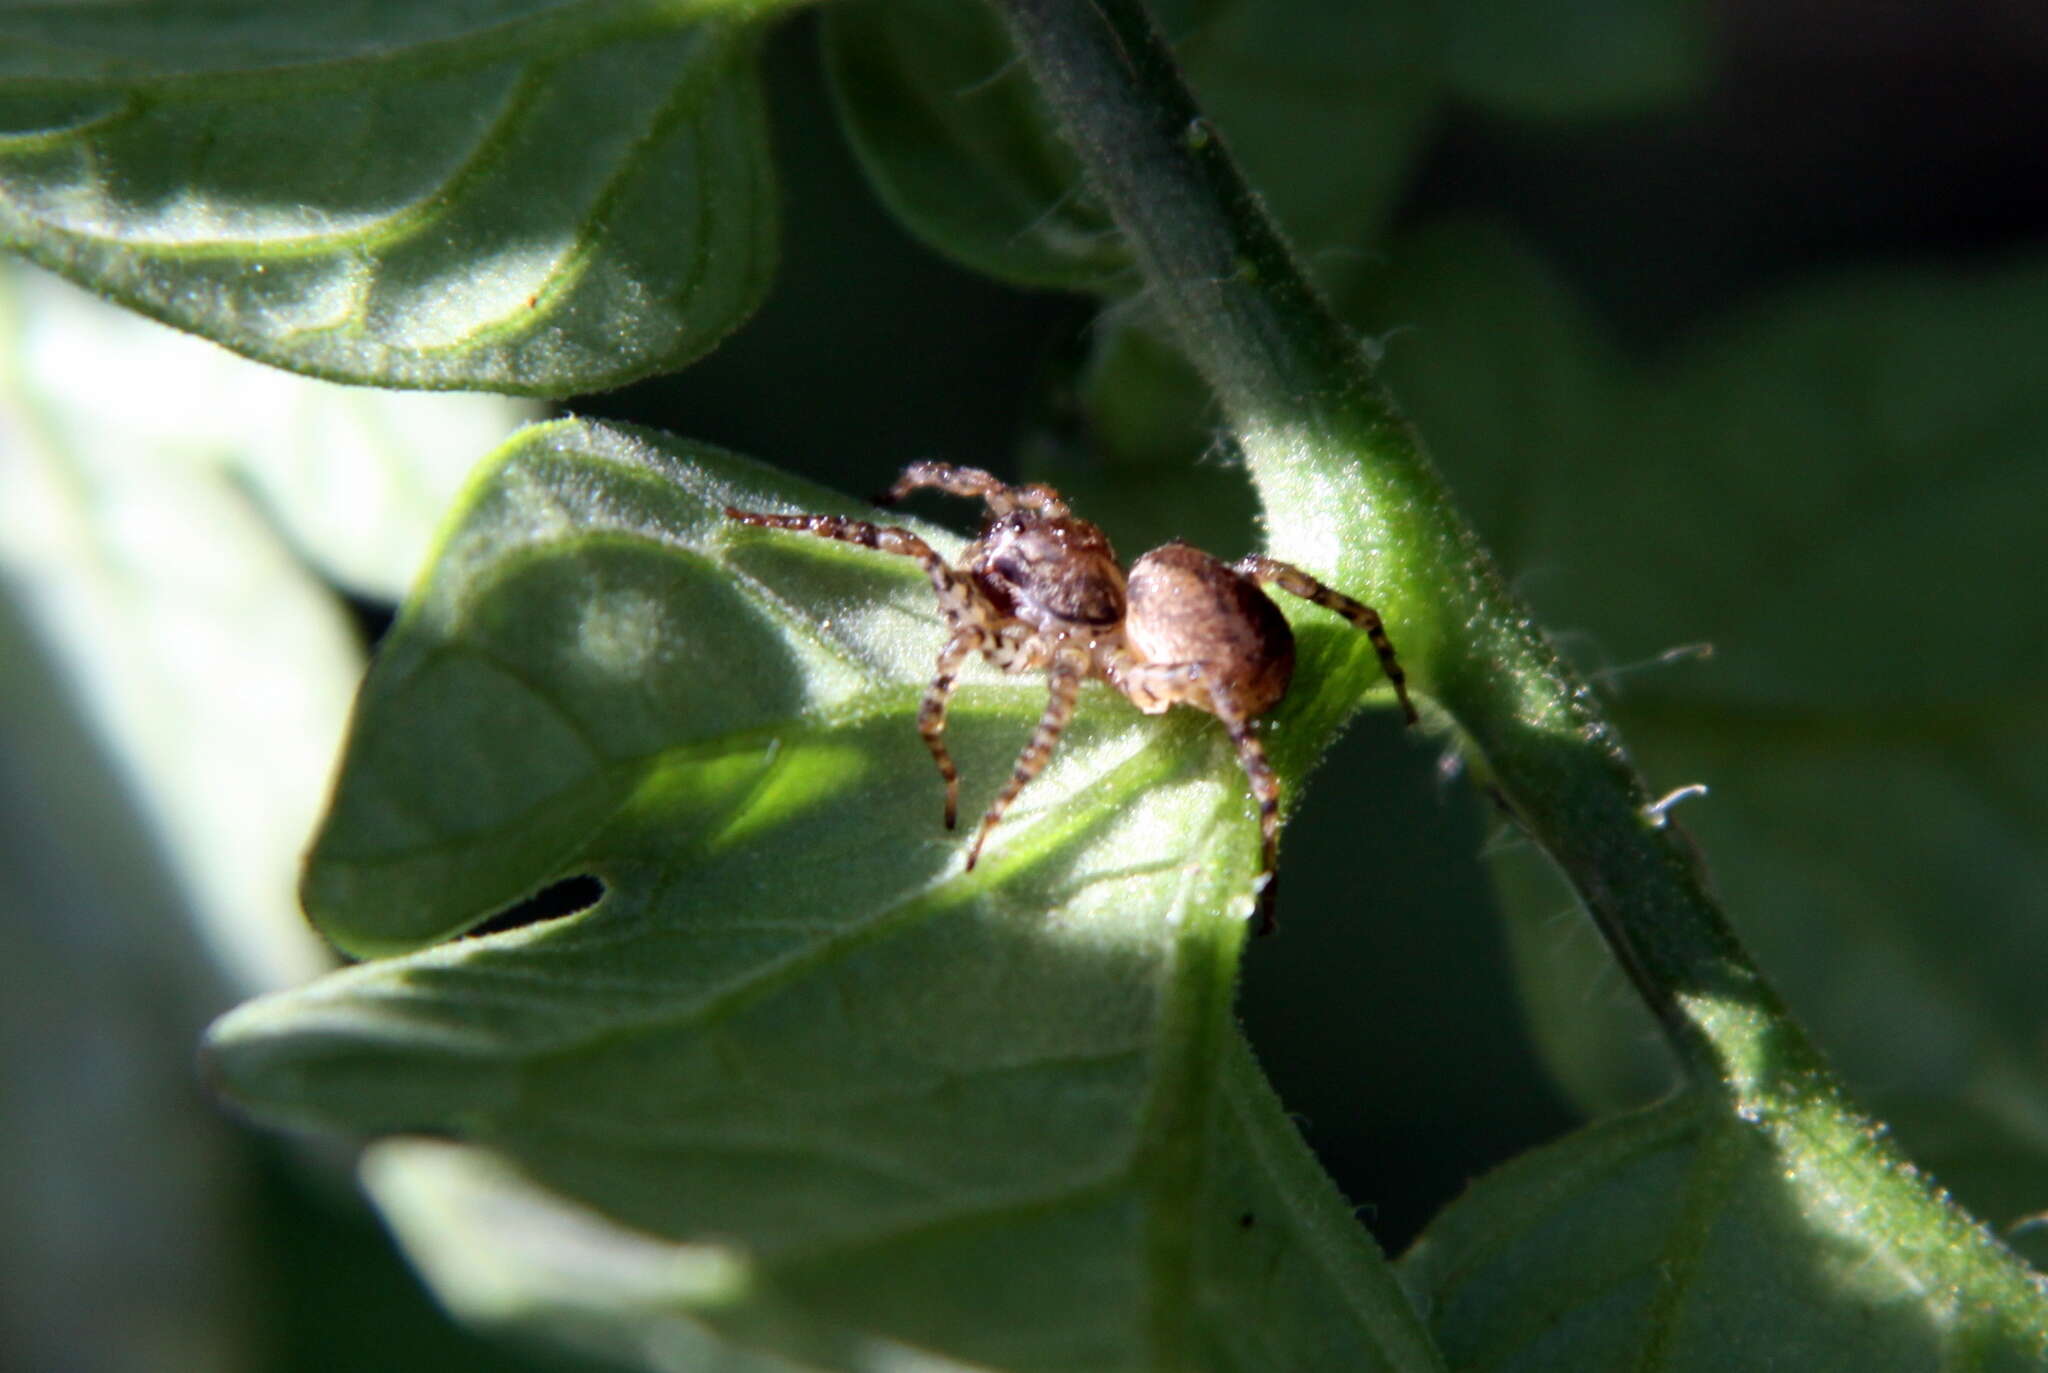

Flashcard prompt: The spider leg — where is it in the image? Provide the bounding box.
[921,627,986,830]
[1116,658,1284,933]
[723,508,987,625]
[1236,555,1418,724]
[966,644,1087,870]
[1213,700,1283,936]
[877,461,1070,519]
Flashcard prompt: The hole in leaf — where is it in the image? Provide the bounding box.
[464,874,605,939]
[341,592,396,652]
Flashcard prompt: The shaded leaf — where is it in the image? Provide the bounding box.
[1441,0,1709,119]
[823,0,1710,296]
[1402,1095,2048,1371]
[1353,219,2048,1310]
[822,0,1129,291]
[206,418,1445,1371]
[1171,0,1437,291]
[0,0,799,393]
[1525,242,2041,1119]
[824,0,1436,293]
[1360,221,2048,1097]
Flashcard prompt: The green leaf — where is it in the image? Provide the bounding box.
[822,0,1129,291]
[1350,220,2048,1325]
[0,0,800,394]
[1389,228,2048,1112]
[1402,1095,2048,1370]
[1440,0,1709,119]
[823,0,1715,295]
[360,1140,914,1372]
[0,261,415,991]
[824,0,1436,293]
[0,258,598,1373]
[1170,0,1437,290]
[0,583,268,1372]
[0,259,435,1368]
[205,418,1446,1372]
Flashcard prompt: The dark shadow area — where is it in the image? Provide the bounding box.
[464,874,607,941]
[1406,0,2048,349]
[1237,712,1581,1253]
[340,593,397,654]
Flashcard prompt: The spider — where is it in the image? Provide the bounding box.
[725,463,1417,931]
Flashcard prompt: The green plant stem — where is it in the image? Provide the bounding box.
[992,0,2048,1337]
[987,0,1815,1101]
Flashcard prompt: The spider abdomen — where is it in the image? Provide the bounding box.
[1125,541,1295,719]
[730,464,1414,933]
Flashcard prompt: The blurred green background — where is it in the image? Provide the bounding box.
[4,2,2044,1367]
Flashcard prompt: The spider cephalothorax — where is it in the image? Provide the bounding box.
[726,462,1416,931]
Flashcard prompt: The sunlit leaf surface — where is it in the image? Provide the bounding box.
[206,419,1445,1372]
[0,0,799,393]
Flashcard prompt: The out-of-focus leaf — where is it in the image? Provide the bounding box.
[5,264,529,602]
[0,263,362,990]
[823,0,1711,296]
[1402,1094,2048,1371]
[822,0,1129,290]
[824,0,1435,293]
[0,0,801,394]
[362,1139,910,1372]
[1172,0,1437,289]
[0,591,260,1373]
[1356,218,2048,1275]
[205,418,1447,1372]
[0,264,527,985]
[1441,0,1709,119]
[1076,321,1219,473]
[0,257,575,1373]
[0,258,499,1372]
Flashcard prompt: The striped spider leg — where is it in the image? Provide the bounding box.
[727,462,1130,873]
[728,465,1417,930]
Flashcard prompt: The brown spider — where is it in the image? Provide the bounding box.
[725,463,1417,931]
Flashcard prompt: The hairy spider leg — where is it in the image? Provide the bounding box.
[1116,657,1286,933]
[723,507,984,618]
[920,627,987,830]
[729,508,1048,844]
[965,643,1089,870]
[1217,700,1284,936]
[1236,556,1419,724]
[878,461,1070,519]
